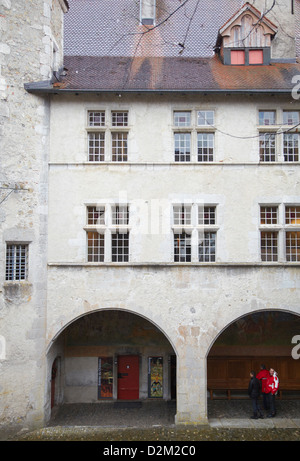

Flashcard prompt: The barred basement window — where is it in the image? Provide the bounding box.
[6,244,28,281]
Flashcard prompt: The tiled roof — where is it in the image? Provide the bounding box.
[26,55,300,93]
[64,0,243,58]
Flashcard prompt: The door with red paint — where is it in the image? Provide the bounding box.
[117,355,139,399]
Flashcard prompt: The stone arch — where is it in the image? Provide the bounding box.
[206,309,300,402]
[45,308,178,421]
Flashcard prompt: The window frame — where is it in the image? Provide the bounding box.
[87,110,130,162]
[5,243,29,281]
[85,204,130,263]
[172,204,218,263]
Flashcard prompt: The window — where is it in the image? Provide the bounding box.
[283,111,299,126]
[174,233,191,262]
[259,111,276,126]
[88,132,105,161]
[111,111,128,127]
[259,133,276,162]
[174,111,191,127]
[85,204,130,262]
[231,50,245,65]
[174,133,191,162]
[249,49,263,65]
[173,204,218,262]
[88,111,105,127]
[112,232,129,262]
[87,110,129,162]
[260,206,278,261]
[198,206,217,262]
[173,110,215,162]
[197,111,214,126]
[197,133,214,162]
[6,244,28,281]
[283,133,299,162]
[112,132,128,162]
[285,206,300,262]
[260,204,300,262]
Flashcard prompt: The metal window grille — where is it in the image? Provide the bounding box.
[174,111,191,127]
[283,111,299,126]
[259,133,276,162]
[6,244,28,281]
[285,206,300,224]
[112,232,129,262]
[199,232,216,262]
[112,132,128,161]
[286,231,300,262]
[87,206,105,225]
[259,111,276,125]
[260,206,278,225]
[198,206,216,225]
[197,133,214,162]
[283,133,299,162]
[261,231,278,261]
[197,110,214,126]
[88,111,105,127]
[174,133,191,161]
[111,111,128,127]
[88,132,105,161]
[173,205,191,226]
[112,205,129,226]
[174,233,191,262]
[87,231,104,262]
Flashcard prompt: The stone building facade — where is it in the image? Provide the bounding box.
[1,0,300,431]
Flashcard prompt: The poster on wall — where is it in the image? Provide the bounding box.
[98,357,113,399]
[148,356,163,398]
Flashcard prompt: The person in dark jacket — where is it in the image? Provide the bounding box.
[248,371,263,419]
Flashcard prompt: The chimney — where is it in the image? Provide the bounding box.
[140,0,156,25]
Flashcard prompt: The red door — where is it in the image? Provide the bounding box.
[118,355,139,400]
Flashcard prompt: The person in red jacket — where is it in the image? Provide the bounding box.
[256,364,270,411]
[265,368,279,417]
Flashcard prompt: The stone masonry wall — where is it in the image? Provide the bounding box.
[0,0,66,431]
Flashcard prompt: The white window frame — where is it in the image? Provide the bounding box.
[87,110,129,162]
[172,109,216,162]
[85,204,130,262]
[172,204,218,262]
[259,203,300,262]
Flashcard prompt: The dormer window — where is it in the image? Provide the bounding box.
[216,3,277,66]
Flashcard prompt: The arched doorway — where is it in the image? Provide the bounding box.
[47,310,177,412]
[207,310,300,404]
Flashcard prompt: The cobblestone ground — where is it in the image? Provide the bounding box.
[3,400,300,442]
